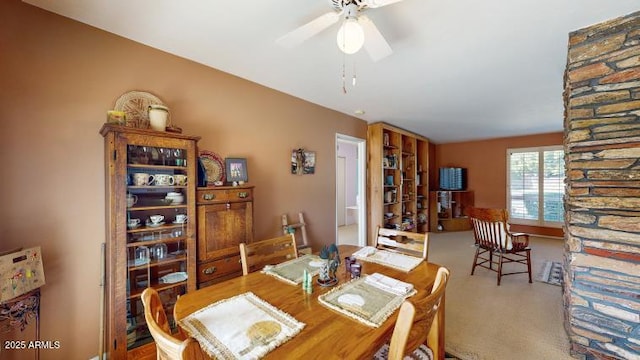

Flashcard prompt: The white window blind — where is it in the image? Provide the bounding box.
[507,146,564,227]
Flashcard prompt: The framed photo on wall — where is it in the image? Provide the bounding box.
[225,158,248,182]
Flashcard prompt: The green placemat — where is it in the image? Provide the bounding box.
[261,254,324,285]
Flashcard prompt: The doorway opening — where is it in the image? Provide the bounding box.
[336,134,366,247]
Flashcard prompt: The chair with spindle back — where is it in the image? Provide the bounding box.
[239,234,298,275]
[468,207,532,285]
[376,226,429,260]
[374,266,450,360]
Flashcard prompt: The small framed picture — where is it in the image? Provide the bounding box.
[225,158,248,182]
[291,149,316,175]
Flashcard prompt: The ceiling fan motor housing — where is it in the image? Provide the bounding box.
[330,0,368,12]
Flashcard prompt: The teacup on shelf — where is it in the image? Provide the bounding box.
[127,218,141,229]
[154,174,174,186]
[149,215,164,224]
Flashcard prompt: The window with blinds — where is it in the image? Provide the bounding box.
[507,146,564,227]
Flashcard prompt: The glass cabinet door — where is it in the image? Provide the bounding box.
[101,123,198,358]
[124,143,190,350]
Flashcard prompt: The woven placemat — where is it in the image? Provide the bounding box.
[353,247,423,272]
[261,254,324,285]
[318,274,416,328]
[179,292,305,359]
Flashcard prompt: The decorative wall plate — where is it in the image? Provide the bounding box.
[199,150,225,185]
[114,91,165,129]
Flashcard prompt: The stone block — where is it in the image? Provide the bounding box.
[593,302,640,322]
[595,147,640,158]
[567,234,583,252]
[568,62,613,82]
[617,56,640,69]
[573,252,640,276]
[568,34,626,63]
[568,187,589,196]
[568,212,597,225]
[593,188,640,197]
[601,67,640,84]
[598,215,640,233]
[593,129,640,140]
[593,124,640,134]
[583,239,640,255]
[568,169,585,180]
[591,269,640,285]
[567,129,592,142]
[573,307,634,333]
[569,159,636,169]
[587,169,640,180]
[569,107,595,119]
[568,152,594,161]
[573,326,613,343]
[571,90,630,107]
[602,343,640,360]
[594,80,640,91]
[571,116,634,129]
[596,99,640,114]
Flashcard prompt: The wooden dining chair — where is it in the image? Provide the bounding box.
[239,233,298,275]
[468,207,532,285]
[376,226,429,260]
[377,266,450,360]
[141,288,206,360]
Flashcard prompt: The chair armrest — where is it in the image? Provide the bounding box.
[510,233,529,249]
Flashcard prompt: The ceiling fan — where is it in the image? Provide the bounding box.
[276,0,404,62]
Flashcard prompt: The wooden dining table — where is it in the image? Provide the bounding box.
[174,245,445,359]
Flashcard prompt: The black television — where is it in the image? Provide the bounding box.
[439,167,467,190]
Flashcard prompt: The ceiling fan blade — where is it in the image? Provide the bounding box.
[359,15,392,62]
[276,12,340,48]
[363,0,404,9]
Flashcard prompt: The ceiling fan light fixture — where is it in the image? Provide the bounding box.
[336,18,364,54]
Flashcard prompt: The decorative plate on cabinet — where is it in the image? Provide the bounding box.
[114,90,165,129]
[199,150,225,185]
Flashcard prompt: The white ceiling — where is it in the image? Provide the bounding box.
[24,0,640,143]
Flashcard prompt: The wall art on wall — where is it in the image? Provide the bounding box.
[291,148,316,175]
[225,158,248,182]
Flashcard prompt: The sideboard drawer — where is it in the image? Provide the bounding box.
[197,187,253,205]
[197,255,242,284]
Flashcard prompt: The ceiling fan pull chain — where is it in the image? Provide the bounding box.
[342,51,348,94]
[352,60,357,86]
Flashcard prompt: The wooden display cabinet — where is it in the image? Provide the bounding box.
[429,190,474,231]
[100,124,199,359]
[196,185,254,288]
[368,122,430,245]
[416,140,430,233]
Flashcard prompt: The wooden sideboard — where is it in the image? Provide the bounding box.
[196,185,254,288]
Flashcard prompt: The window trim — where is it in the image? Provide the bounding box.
[506,145,564,228]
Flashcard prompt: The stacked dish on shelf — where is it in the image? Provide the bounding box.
[165,191,184,204]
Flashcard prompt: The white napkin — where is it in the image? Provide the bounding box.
[365,273,414,295]
[352,246,377,258]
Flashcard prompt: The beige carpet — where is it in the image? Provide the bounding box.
[429,231,572,360]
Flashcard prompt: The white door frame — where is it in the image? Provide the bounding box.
[336,133,367,247]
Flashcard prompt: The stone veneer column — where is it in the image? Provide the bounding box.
[564,10,640,360]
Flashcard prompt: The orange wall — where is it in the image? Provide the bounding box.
[434,132,564,237]
[0,1,366,358]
